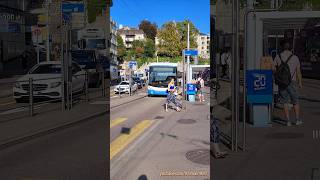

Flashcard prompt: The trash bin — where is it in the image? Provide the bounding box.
[186,83,196,102]
[188,94,195,102]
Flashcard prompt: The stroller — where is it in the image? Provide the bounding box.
[165,87,182,112]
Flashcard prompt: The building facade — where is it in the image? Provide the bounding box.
[196,33,210,59]
[110,17,118,65]
[117,27,145,49]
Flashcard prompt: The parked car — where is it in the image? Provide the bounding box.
[13,61,86,103]
[114,81,138,94]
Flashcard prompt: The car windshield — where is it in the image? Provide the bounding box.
[71,51,95,63]
[120,82,129,85]
[30,64,61,74]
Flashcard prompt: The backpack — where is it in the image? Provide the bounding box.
[196,80,201,89]
[274,54,293,89]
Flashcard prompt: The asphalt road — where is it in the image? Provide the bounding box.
[0,115,109,180]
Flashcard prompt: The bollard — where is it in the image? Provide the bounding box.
[29,78,33,116]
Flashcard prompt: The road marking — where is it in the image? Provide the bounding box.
[110,120,153,160]
[110,117,127,128]
[0,101,15,106]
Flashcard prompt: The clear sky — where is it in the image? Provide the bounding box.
[111,0,210,34]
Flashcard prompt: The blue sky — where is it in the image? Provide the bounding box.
[111,0,210,34]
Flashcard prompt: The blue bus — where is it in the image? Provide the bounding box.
[147,62,177,96]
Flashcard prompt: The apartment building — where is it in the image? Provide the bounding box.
[197,33,210,59]
[117,26,145,49]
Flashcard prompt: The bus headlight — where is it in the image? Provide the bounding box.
[50,82,62,88]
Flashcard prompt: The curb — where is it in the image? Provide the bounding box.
[0,110,108,151]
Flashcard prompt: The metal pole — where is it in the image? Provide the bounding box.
[61,1,65,111]
[187,23,190,83]
[102,72,105,97]
[29,78,33,116]
[85,71,89,101]
[231,0,240,151]
[46,0,50,62]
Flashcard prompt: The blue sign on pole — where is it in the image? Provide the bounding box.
[184,49,198,56]
[62,3,85,13]
[246,70,273,104]
[62,3,84,23]
[128,61,137,69]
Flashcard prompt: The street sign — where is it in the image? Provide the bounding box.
[128,61,137,70]
[246,70,273,104]
[184,49,198,56]
[62,2,84,24]
[62,3,85,13]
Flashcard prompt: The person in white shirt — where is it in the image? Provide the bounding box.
[274,42,303,126]
[220,47,231,79]
[196,75,205,102]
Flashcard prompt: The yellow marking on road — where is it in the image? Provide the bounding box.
[110,120,153,160]
[0,101,15,106]
[110,117,127,128]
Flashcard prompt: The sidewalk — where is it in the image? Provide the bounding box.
[0,97,107,149]
[111,87,210,180]
[212,79,320,180]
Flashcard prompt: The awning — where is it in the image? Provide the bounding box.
[254,11,320,30]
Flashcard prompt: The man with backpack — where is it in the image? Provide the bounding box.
[274,42,303,126]
[196,75,205,102]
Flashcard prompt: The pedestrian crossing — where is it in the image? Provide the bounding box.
[110,117,154,160]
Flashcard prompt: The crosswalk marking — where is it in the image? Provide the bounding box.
[110,117,127,128]
[110,120,153,160]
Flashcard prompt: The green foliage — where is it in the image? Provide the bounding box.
[138,20,158,40]
[87,0,106,23]
[157,22,182,57]
[144,38,156,58]
[176,20,200,50]
[117,35,126,62]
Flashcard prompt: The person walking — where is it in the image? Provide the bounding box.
[210,106,228,158]
[165,78,181,112]
[274,42,303,126]
[220,47,231,79]
[196,75,205,102]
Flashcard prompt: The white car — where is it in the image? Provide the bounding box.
[13,61,86,102]
[114,81,138,94]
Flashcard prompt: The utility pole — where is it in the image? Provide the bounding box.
[187,22,190,83]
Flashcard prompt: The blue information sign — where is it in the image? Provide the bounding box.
[186,84,196,95]
[128,61,137,69]
[62,3,85,13]
[184,49,198,56]
[246,70,273,104]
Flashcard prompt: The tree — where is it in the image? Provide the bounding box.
[157,22,182,57]
[144,38,156,58]
[87,0,107,23]
[132,40,145,58]
[138,20,158,41]
[117,35,126,62]
[176,20,200,50]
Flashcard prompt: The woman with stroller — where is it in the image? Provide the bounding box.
[165,78,182,112]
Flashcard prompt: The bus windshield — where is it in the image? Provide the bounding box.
[86,39,106,49]
[149,66,177,88]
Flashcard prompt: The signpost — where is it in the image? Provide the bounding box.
[246,70,273,127]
